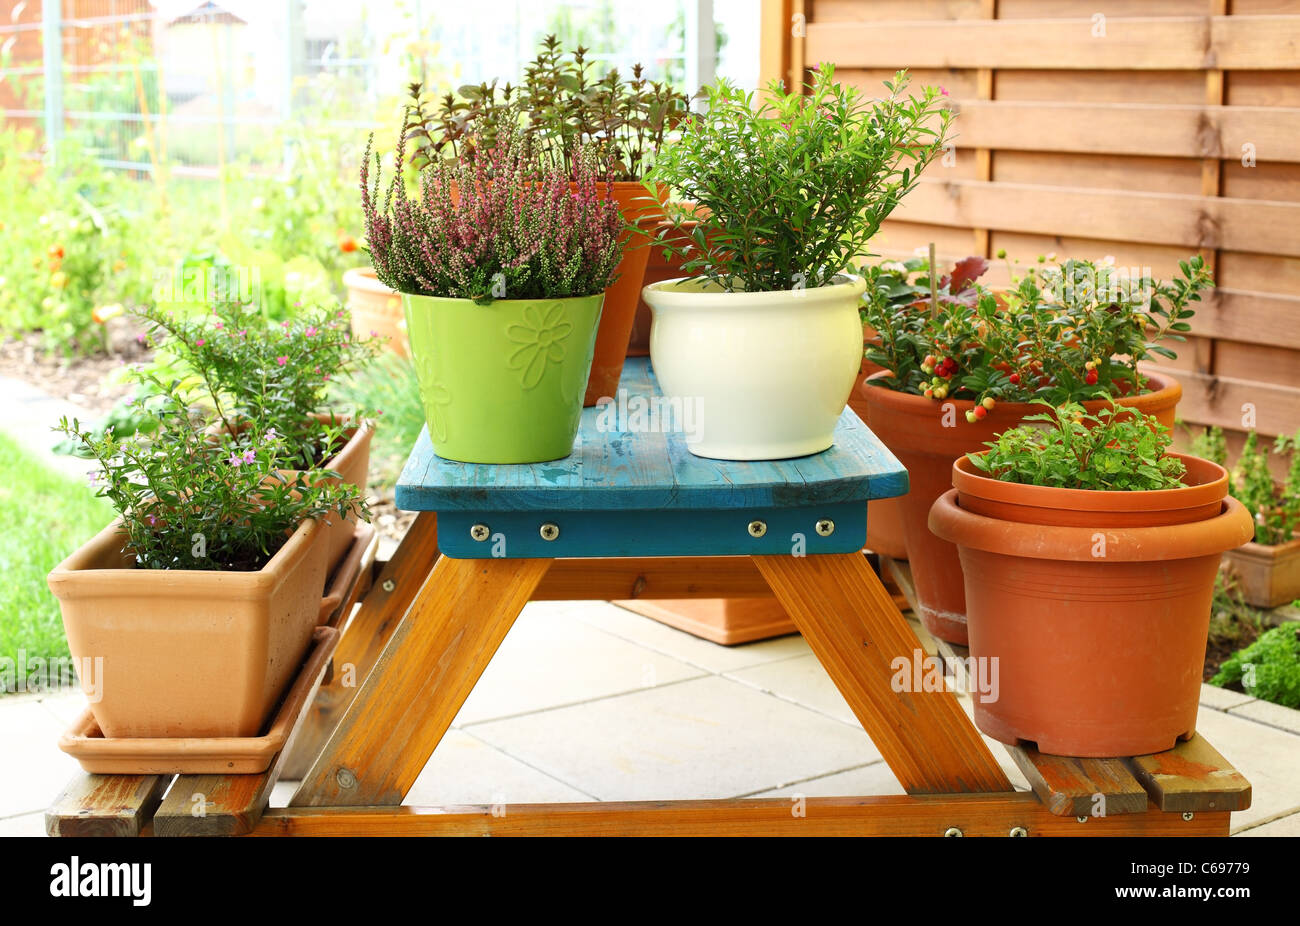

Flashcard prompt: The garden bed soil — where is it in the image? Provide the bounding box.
[0,332,149,418]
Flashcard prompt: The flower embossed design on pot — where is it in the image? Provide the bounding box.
[426,383,452,442]
[507,302,573,389]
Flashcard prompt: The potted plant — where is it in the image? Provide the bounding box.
[47,380,361,739]
[402,35,688,406]
[640,66,951,460]
[362,125,623,464]
[1194,426,1300,608]
[928,403,1253,756]
[136,300,382,573]
[859,254,1212,644]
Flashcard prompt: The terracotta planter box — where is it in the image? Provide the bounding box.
[308,414,374,575]
[344,267,408,356]
[1222,538,1300,609]
[47,516,330,739]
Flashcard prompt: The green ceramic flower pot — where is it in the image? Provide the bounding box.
[402,292,604,463]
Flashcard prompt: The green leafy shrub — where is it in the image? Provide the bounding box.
[862,254,1213,412]
[55,377,361,572]
[968,402,1187,491]
[1191,426,1299,545]
[644,66,950,293]
[1212,622,1300,708]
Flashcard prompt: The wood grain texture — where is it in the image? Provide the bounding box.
[754,553,1014,795]
[534,556,772,599]
[1126,734,1253,812]
[289,555,551,807]
[895,179,1300,257]
[46,772,170,837]
[280,513,439,780]
[1008,746,1151,817]
[1142,364,1300,437]
[395,358,908,513]
[806,16,1300,70]
[949,100,1300,161]
[252,793,1231,837]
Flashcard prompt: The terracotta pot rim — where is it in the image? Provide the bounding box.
[343,266,394,295]
[928,490,1254,562]
[861,368,1181,413]
[47,514,323,595]
[952,451,1229,513]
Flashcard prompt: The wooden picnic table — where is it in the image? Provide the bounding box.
[47,358,1250,836]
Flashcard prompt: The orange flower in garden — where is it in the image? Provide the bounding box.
[50,270,69,289]
[338,235,359,253]
[112,259,127,273]
[92,304,124,324]
[49,244,64,260]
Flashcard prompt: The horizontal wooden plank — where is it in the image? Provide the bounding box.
[253,793,1231,837]
[806,15,1300,70]
[46,773,170,838]
[949,100,1300,162]
[894,178,1300,256]
[1140,363,1300,436]
[1008,746,1152,817]
[1189,289,1300,351]
[534,556,772,599]
[1126,734,1253,813]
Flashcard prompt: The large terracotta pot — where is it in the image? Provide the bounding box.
[1222,537,1300,608]
[47,516,330,739]
[582,182,662,406]
[847,336,905,560]
[858,370,1183,645]
[628,218,699,357]
[344,267,407,356]
[929,455,1253,757]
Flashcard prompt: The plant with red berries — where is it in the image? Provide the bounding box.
[862,253,1212,420]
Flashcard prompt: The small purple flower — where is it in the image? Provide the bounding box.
[227,452,242,467]
[281,320,290,328]
[264,427,278,442]
[214,321,224,330]
[241,449,256,464]
[146,514,158,527]
[940,85,949,97]
[136,333,146,344]
[276,355,288,366]
[305,326,317,337]
[196,338,205,346]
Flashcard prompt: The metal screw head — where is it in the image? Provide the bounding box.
[1076,815,1089,824]
[1182,811,1194,821]
[943,826,963,837]
[382,578,396,593]
[539,522,560,541]
[815,518,835,537]
[470,524,491,542]
[1009,826,1028,837]
[335,767,358,790]
[747,520,768,538]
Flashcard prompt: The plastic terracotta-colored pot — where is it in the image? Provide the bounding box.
[582,182,664,407]
[344,267,407,356]
[403,292,603,463]
[46,516,330,739]
[929,478,1253,757]
[300,414,373,576]
[644,275,866,461]
[857,369,1182,645]
[953,452,1227,527]
[628,218,699,358]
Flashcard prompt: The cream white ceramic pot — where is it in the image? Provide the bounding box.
[643,274,866,460]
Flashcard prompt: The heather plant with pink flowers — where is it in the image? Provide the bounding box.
[361,125,623,303]
[54,375,359,571]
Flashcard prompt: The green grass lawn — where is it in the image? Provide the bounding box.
[0,433,111,669]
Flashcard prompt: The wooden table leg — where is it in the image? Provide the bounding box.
[289,555,552,807]
[754,553,1014,795]
[280,513,439,779]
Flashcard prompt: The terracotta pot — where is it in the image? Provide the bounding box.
[582,182,663,407]
[929,465,1253,757]
[344,267,407,356]
[628,218,700,357]
[303,414,373,575]
[858,370,1183,645]
[46,516,330,739]
[1221,537,1300,609]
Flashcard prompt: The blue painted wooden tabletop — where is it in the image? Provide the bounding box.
[395,357,908,513]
